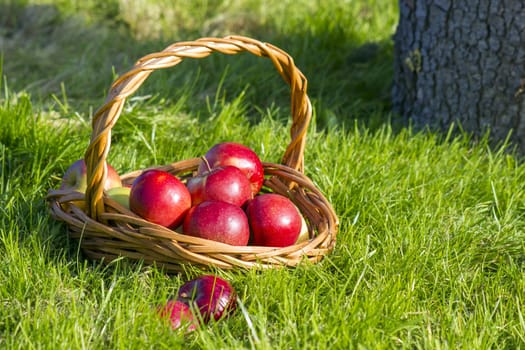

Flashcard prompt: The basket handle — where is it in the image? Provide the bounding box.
[84,35,312,220]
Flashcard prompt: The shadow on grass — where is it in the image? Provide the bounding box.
[1,3,151,110]
[0,2,397,131]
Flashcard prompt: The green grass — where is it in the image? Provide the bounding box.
[1,0,396,127]
[2,0,525,349]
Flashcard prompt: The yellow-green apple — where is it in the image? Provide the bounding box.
[60,159,122,192]
[186,165,252,207]
[295,211,310,244]
[245,193,302,247]
[197,142,264,196]
[106,186,131,209]
[182,200,250,246]
[129,169,191,229]
[177,275,237,323]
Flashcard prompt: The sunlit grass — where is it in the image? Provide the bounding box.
[2,1,525,349]
[2,82,525,348]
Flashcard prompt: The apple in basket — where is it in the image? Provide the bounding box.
[60,159,122,192]
[106,186,131,209]
[295,211,310,244]
[245,193,302,247]
[197,142,264,196]
[186,165,253,207]
[130,169,191,229]
[182,200,250,246]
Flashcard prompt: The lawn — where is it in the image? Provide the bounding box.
[2,1,525,349]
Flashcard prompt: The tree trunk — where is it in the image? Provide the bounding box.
[393,0,525,150]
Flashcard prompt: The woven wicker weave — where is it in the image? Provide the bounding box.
[47,35,339,272]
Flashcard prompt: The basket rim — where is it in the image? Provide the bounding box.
[47,159,339,271]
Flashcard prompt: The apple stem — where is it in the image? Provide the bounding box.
[201,156,212,172]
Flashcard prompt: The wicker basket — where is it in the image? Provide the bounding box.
[46,35,339,272]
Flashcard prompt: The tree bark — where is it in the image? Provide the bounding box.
[393,0,525,150]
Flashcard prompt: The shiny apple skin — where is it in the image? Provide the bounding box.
[186,165,252,207]
[245,193,302,247]
[182,200,250,246]
[129,169,191,229]
[197,142,264,196]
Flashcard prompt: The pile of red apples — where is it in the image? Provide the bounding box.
[61,142,309,249]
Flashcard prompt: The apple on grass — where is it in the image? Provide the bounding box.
[198,142,264,196]
[245,193,302,247]
[60,159,122,192]
[182,200,250,246]
[177,275,237,323]
[129,169,191,229]
[186,165,252,207]
[157,300,197,332]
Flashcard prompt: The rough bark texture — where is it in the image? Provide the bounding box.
[393,0,525,150]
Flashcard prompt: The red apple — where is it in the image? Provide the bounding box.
[198,142,264,196]
[245,193,302,247]
[60,159,122,192]
[129,169,191,229]
[182,200,250,246]
[186,165,252,207]
[157,300,197,332]
[177,275,237,323]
